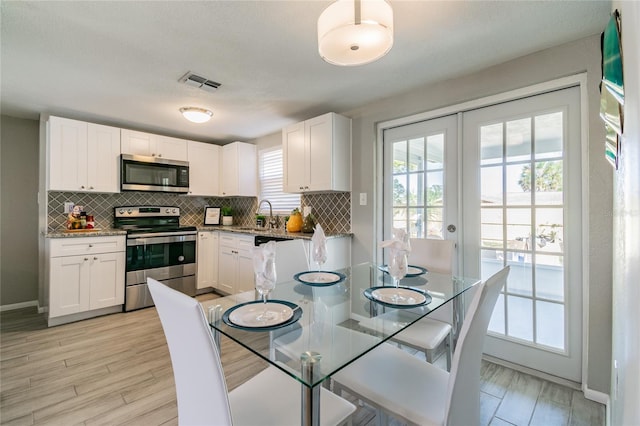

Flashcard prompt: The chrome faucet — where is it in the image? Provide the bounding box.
[257,199,277,229]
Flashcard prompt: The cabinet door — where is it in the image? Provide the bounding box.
[156,135,188,161]
[49,255,90,317]
[197,232,216,289]
[236,238,255,293]
[87,123,121,193]
[48,116,88,191]
[89,252,125,310]
[306,114,333,191]
[121,129,154,156]
[221,144,239,196]
[217,246,236,294]
[188,141,220,196]
[283,122,306,192]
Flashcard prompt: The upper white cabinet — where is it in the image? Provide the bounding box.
[187,141,220,197]
[221,142,257,197]
[48,116,120,193]
[283,112,351,193]
[121,129,187,161]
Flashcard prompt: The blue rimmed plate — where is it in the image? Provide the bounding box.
[222,300,302,331]
[378,265,428,277]
[294,271,346,287]
[363,286,432,309]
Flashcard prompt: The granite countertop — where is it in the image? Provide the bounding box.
[46,229,127,238]
[196,225,352,240]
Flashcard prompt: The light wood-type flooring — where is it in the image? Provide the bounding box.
[1,294,605,426]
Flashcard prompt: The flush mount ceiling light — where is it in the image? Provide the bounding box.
[180,107,213,123]
[317,0,393,66]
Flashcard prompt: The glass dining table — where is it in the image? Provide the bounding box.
[201,262,481,426]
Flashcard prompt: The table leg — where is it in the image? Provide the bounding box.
[207,304,223,349]
[300,351,322,426]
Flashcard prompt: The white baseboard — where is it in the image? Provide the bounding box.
[0,300,39,312]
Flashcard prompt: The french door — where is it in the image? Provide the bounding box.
[382,115,459,258]
[461,87,582,381]
[382,86,583,382]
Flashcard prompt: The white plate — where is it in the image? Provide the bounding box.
[228,302,294,327]
[295,271,344,285]
[371,287,427,306]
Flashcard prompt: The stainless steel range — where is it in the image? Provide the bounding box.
[114,206,196,311]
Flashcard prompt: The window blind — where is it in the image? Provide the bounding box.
[259,147,301,213]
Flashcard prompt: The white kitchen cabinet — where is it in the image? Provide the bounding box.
[217,232,255,294]
[48,116,120,193]
[197,231,219,290]
[121,129,187,161]
[283,112,351,193]
[48,236,125,322]
[187,141,220,196]
[221,142,257,197]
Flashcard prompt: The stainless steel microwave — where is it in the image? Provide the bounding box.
[121,154,189,193]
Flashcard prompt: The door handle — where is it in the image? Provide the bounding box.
[447,224,457,233]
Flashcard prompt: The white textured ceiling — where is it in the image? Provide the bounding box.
[1,1,610,144]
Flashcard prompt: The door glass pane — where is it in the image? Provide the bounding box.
[536,208,563,254]
[480,123,503,165]
[425,207,443,238]
[536,300,565,349]
[393,141,407,173]
[506,256,533,296]
[506,118,531,162]
[534,160,563,205]
[506,208,531,253]
[535,112,563,159]
[408,138,425,171]
[392,207,406,231]
[536,256,564,302]
[408,173,424,206]
[426,134,444,170]
[507,295,533,341]
[481,166,503,206]
[409,207,423,238]
[481,208,503,249]
[506,163,532,205]
[426,171,444,206]
[481,249,503,280]
[393,175,407,205]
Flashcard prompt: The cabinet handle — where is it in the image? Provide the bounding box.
[151,153,156,157]
[81,185,85,189]
[94,257,98,260]
[89,244,93,248]
[84,258,89,261]
[89,186,94,190]
[158,154,162,158]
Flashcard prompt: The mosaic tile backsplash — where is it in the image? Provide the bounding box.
[47,191,351,234]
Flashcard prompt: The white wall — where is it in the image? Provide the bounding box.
[610,2,640,424]
[345,35,612,394]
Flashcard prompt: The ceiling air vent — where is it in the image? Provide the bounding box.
[179,72,221,93]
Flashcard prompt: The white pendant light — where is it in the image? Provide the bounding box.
[180,107,213,123]
[318,0,393,66]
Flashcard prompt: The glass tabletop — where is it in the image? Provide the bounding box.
[202,262,480,388]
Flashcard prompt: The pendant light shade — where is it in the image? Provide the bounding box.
[180,107,213,123]
[318,0,393,66]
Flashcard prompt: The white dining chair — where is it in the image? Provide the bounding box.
[333,266,509,426]
[273,238,310,284]
[147,278,356,426]
[360,238,456,370]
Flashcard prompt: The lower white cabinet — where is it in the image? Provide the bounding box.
[197,231,219,289]
[218,233,255,294]
[48,236,125,321]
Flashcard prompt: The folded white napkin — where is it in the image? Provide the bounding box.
[311,223,328,267]
[379,227,411,255]
[251,240,276,274]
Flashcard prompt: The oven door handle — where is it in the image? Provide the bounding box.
[128,231,197,239]
[127,234,197,246]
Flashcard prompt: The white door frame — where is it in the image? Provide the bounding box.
[375,73,590,385]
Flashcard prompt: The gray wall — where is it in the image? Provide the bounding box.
[611,1,640,424]
[344,35,612,394]
[1,115,40,306]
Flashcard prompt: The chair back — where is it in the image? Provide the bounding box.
[273,238,309,283]
[148,278,233,426]
[408,238,455,274]
[444,266,510,426]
